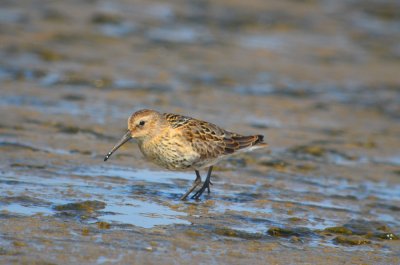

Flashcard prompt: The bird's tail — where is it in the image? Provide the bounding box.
[224,134,267,154]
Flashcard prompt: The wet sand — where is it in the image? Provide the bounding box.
[1,0,400,264]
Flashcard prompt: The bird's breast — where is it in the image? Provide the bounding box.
[139,134,199,170]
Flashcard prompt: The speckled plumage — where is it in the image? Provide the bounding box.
[104,109,267,200]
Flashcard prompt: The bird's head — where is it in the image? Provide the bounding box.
[104,109,165,161]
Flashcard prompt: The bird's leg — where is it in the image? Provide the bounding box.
[192,166,213,200]
[204,166,214,194]
[180,170,202,200]
[207,179,213,193]
[204,166,213,194]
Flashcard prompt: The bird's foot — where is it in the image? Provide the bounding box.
[192,179,212,200]
[180,178,202,200]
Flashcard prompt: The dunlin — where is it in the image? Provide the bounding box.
[104,109,267,200]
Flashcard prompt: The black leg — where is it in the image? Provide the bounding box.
[207,168,213,194]
[180,170,202,200]
[191,166,213,200]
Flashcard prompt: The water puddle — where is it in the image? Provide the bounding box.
[0,166,192,228]
[72,165,194,183]
[1,203,53,216]
[100,200,190,228]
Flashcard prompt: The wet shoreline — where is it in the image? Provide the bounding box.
[1,0,400,264]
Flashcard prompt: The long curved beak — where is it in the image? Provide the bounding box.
[104,130,132,161]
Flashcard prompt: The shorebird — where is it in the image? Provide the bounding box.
[104,109,267,200]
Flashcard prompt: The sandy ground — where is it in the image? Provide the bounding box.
[1,0,400,264]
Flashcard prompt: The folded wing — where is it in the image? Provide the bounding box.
[178,118,267,159]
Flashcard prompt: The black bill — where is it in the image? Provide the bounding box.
[104,130,132,161]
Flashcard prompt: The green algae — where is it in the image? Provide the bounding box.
[290,145,327,157]
[61,94,86,101]
[82,227,90,236]
[374,233,399,240]
[259,158,290,171]
[334,235,371,246]
[324,226,353,235]
[54,200,106,212]
[215,227,264,239]
[10,163,46,169]
[97,221,111,229]
[12,241,27,248]
[323,221,399,242]
[92,13,124,24]
[34,48,66,62]
[267,227,312,238]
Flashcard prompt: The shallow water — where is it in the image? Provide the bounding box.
[1,0,400,264]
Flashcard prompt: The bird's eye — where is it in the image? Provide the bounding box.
[139,120,145,126]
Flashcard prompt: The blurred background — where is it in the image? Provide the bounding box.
[1,0,399,264]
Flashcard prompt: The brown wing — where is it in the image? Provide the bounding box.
[183,120,227,159]
[223,133,266,154]
[163,113,193,128]
[179,117,266,159]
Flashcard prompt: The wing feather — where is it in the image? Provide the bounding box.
[163,113,192,128]
[164,112,267,160]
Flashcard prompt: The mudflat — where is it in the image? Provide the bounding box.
[0,0,399,264]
